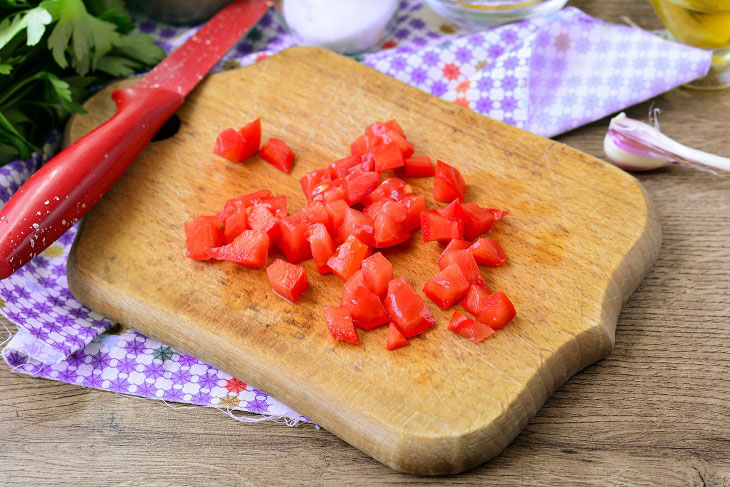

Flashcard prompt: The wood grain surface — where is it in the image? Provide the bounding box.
[1,0,728,485]
[64,44,658,473]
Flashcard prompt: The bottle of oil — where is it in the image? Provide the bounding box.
[649,0,730,88]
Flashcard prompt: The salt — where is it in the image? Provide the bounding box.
[282,0,398,54]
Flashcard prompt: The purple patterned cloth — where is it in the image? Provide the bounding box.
[0,2,711,422]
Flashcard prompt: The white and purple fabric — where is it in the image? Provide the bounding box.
[0,2,711,422]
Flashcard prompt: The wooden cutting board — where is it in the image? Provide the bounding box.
[65,47,661,475]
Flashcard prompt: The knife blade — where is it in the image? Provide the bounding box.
[0,0,270,279]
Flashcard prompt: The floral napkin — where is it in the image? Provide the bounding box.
[0,1,711,422]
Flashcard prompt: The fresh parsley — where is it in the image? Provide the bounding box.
[0,0,164,164]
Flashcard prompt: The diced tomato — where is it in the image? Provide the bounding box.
[362,178,412,206]
[303,201,331,234]
[364,198,408,225]
[340,208,374,246]
[460,284,493,318]
[420,210,463,242]
[386,323,409,350]
[399,156,434,178]
[438,239,471,265]
[400,194,425,231]
[434,160,466,203]
[327,235,370,281]
[361,252,394,299]
[325,199,349,231]
[221,204,248,245]
[306,223,335,274]
[208,229,269,268]
[384,277,435,338]
[460,202,496,240]
[312,181,347,204]
[222,190,272,211]
[237,118,261,161]
[372,211,410,248]
[323,306,360,345]
[438,249,485,286]
[266,258,308,303]
[184,215,223,260]
[371,143,405,172]
[366,120,405,138]
[332,156,363,178]
[449,312,494,343]
[343,171,380,206]
[247,205,280,244]
[383,130,413,158]
[350,134,382,157]
[438,199,467,223]
[213,128,246,162]
[477,292,516,330]
[423,264,470,310]
[341,270,389,330]
[471,237,506,266]
[256,196,287,218]
[278,212,312,263]
[260,138,295,173]
[300,168,334,202]
[448,311,471,331]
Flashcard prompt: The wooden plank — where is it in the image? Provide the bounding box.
[62,46,659,474]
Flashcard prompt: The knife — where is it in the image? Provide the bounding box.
[0,0,270,279]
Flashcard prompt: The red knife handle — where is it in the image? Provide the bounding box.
[0,85,184,279]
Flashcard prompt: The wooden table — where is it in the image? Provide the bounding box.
[1,1,728,484]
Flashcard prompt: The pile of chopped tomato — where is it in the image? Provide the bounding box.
[186,119,517,350]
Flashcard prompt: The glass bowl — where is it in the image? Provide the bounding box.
[424,0,569,27]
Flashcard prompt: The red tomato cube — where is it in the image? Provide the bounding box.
[489,208,509,221]
[343,171,380,206]
[423,264,470,310]
[327,235,370,281]
[449,312,494,343]
[438,239,471,265]
[209,229,270,268]
[300,168,334,202]
[383,130,413,158]
[340,208,375,246]
[460,284,493,318]
[400,194,425,231]
[434,160,466,203]
[341,270,389,330]
[371,143,405,172]
[256,195,287,218]
[278,212,312,263]
[260,138,295,173]
[384,277,435,338]
[366,120,405,138]
[247,205,280,245]
[458,202,494,239]
[350,134,382,157]
[331,155,363,178]
[386,323,409,350]
[325,199,349,231]
[361,252,394,299]
[477,292,516,330]
[438,199,467,223]
[266,259,308,303]
[372,211,410,248]
[362,178,412,206]
[323,306,360,345]
[438,248,485,286]
[184,215,223,260]
[471,237,507,266]
[213,128,246,162]
[237,118,261,161]
[307,223,335,275]
[364,198,407,223]
[221,204,248,245]
[400,156,435,178]
[303,201,331,234]
[221,190,272,211]
[420,210,463,242]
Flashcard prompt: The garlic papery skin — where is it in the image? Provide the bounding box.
[603,112,730,173]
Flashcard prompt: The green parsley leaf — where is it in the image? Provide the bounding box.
[0,6,52,49]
